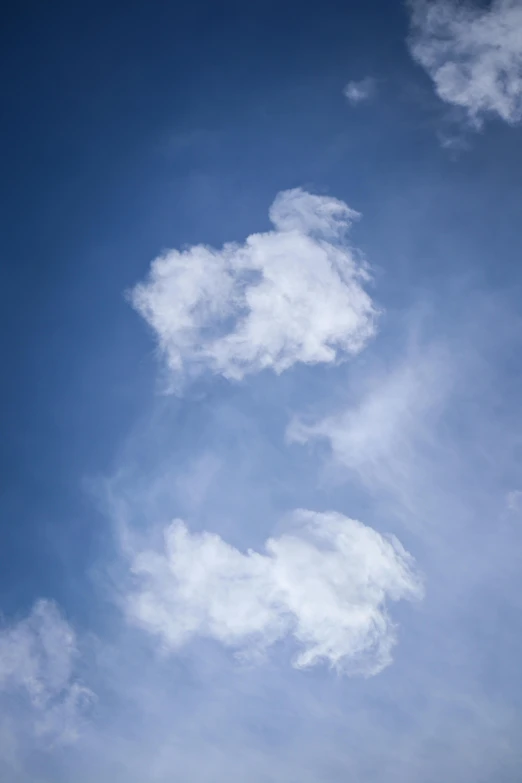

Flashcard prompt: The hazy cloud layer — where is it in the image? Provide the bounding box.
[126,510,423,675]
[408,0,522,126]
[131,188,378,385]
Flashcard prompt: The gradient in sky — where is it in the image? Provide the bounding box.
[2,1,522,781]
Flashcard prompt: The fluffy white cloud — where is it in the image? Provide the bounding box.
[0,600,92,746]
[343,77,376,105]
[126,510,423,676]
[131,189,378,385]
[408,0,522,126]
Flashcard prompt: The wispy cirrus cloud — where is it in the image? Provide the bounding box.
[407,0,522,127]
[130,188,378,387]
[126,510,423,676]
[287,344,453,511]
[0,600,93,757]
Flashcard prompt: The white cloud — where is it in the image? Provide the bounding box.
[0,600,93,747]
[287,349,451,501]
[126,510,423,676]
[408,0,522,126]
[130,188,378,385]
[343,77,376,105]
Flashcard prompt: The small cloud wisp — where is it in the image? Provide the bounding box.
[343,77,377,105]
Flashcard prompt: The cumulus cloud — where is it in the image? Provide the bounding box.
[126,510,423,676]
[130,188,378,386]
[343,77,376,105]
[408,0,522,126]
[0,600,93,747]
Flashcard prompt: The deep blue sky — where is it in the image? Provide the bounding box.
[0,0,415,616]
[3,0,522,613]
[2,2,522,780]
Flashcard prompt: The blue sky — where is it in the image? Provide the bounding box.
[2,0,522,780]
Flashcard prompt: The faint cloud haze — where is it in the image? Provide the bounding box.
[287,345,452,503]
[343,77,377,105]
[0,601,93,749]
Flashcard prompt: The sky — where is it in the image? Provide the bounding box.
[2,0,522,780]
